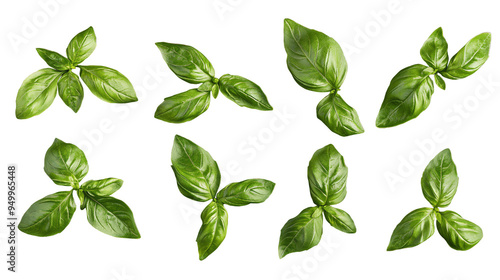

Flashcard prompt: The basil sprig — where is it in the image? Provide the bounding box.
[154,43,273,123]
[171,135,275,260]
[283,19,364,137]
[376,28,491,127]
[15,27,138,119]
[387,149,482,251]
[19,139,140,239]
[278,144,356,258]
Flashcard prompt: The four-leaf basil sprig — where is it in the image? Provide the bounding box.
[279,144,356,258]
[171,135,275,260]
[376,28,491,128]
[15,27,138,119]
[154,43,273,123]
[19,139,141,239]
[388,149,482,251]
[283,19,364,137]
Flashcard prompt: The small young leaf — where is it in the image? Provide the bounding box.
[154,89,210,123]
[44,138,88,186]
[58,71,84,113]
[216,179,275,206]
[420,27,449,71]
[278,207,323,258]
[81,178,123,196]
[387,208,435,251]
[197,201,228,260]
[15,69,62,119]
[156,42,215,84]
[434,74,446,90]
[219,74,273,111]
[323,206,356,233]
[316,93,364,136]
[197,81,214,92]
[436,211,482,250]
[36,48,72,71]
[211,83,219,99]
[79,65,138,103]
[66,26,96,65]
[19,191,76,237]
[421,149,458,208]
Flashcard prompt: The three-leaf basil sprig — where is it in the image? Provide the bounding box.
[171,135,275,260]
[16,27,138,119]
[19,139,140,239]
[283,19,364,137]
[279,144,356,258]
[388,149,482,251]
[154,43,273,123]
[376,28,491,127]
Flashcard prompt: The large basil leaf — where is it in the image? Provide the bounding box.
[66,26,96,65]
[44,138,88,186]
[156,42,215,84]
[216,179,275,206]
[81,178,123,196]
[436,211,482,251]
[421,149,458,208]
[36,48,72,71]
[79,65,138,103]
[316,93,364,136]
[307,144,348,206]
[283,18,347,92]
[154,89,211,123]
[323,206,356,234]
[85,193,141,239]
[376,64,434,128]
[387,207,435,251]
[197,201,228,260]
[218,74,273,111]
[441,32,491,80]
[278,207,323,258]
[420,27,448,71]
[19,191,76,237]
[15,69,62,119]
[171,135,221,201]
[58,71,84,113]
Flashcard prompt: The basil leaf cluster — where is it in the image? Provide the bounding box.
[15,27,138,119]
[154,43,273,123]
[283,19,364,137]
[171,135,275,260]
[387,149,482,251]
[278,144,356,258]
[376,28,491,127]
[19,139,140,239]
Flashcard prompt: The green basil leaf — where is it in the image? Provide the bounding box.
[211,83,219,99]
[434,74,446,90]
[171,135,221,201]
[420,27,448,71]
[36,48,72,71]
[154,89,210,123]
[15,68,62,119]
[441,32,491,80]
[307,144,347,206]
[58,71,84,113]
[387,207,435,251]
[81,178,123,196]
[278,207,323,258]
[323,206,356,234]
[216,179,275,206]
[316,93,364,136]
[77,189,86,210]
[197,201,228,260]
[79,65,138,103]
[156,42,215,84]
[85,193,141,239]
[219,74,273,111]
[283,18,347,92]
[436,211,482,251]
[66,26,96,65]
[376,64,434,128]
[421,148,458,208]
[44,138,88,186]
[19,191,75,237]
[198,81,214,92]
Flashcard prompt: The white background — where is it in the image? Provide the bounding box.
[1,0,499,279]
